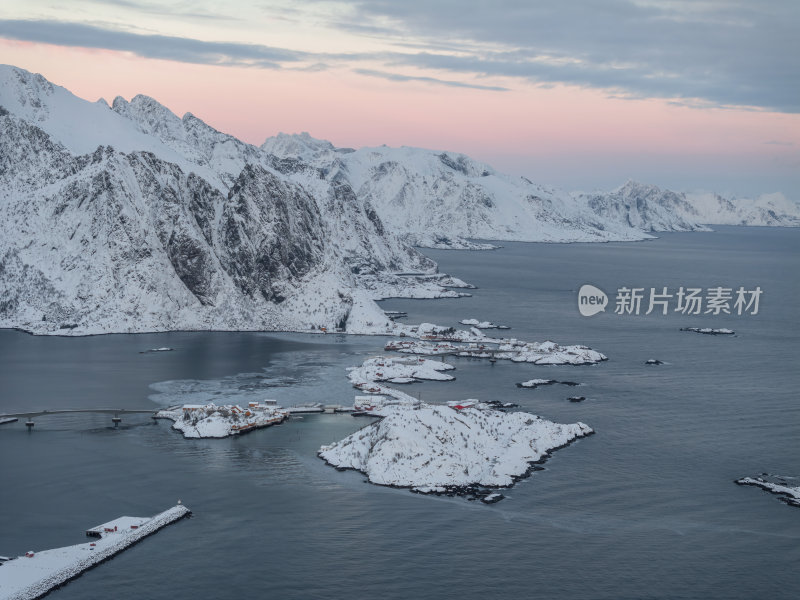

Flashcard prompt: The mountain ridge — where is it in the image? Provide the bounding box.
[1,64,797,336]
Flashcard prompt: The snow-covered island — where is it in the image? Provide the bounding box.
[736,476,800,507]
[517,379,582,389]
[155,402,289,438]
[680,327,735,335]
[0,505,190,600]
[459,319,510,330]
[318,404,593,501]
[494,340,606,365]
[345,355,455,413]
[386,338,606,365]
[348,356,455,386]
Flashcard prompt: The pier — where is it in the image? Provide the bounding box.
[0,504,191,600]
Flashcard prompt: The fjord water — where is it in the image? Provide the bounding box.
[1,226,798,599]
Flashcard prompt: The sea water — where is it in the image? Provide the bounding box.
[0,226,798,599]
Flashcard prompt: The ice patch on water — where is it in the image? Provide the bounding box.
[147,351,357,409]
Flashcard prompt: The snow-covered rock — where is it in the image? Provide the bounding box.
[736,476,800,507]
[348,356,455,386]
[385,336,606,365]
[155,402,288,438]
[318,404,593,493]
[460,318,510,329]
[517,379,556,388]
[495,340,607,365]
[516,379,582,388]
[680,327,735,335]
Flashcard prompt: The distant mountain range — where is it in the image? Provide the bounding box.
[1,65,797,335]
[262,132,800,249]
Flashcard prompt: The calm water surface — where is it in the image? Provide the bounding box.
[1,227,798,599]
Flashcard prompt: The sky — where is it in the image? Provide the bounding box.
[1,0,798,198]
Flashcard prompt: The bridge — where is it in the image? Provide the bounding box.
[0,408,157,429]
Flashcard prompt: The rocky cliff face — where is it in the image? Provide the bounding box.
[0,65,436,335]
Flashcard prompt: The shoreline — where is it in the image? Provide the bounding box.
[5,227,779,339]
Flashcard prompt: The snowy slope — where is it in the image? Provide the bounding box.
[684,191,800,226]
[263,133,800,247]
[0,65,225,189]
[576,180,706,233]
[261,137,655,247]
[581,182,800,229]
[319,404,592,490]
[0,65,446,336]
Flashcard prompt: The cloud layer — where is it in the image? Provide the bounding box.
[334,0,799,112]
[0,19,305,69]
[0,1,798,111]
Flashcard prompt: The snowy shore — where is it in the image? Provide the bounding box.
[0,505,190,600]
[319,404,592,499]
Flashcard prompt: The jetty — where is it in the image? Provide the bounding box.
[0,504,191,600]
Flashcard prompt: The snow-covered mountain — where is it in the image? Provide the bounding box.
[2,64,797,336]
[0,65,447,335]
[581,182,800,231]
[263,133,800,248]
[576,180,705,233]
[683,190,800,227]
[261,136,656,248]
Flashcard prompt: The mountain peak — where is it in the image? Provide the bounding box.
[616,179,655,193]
[261,132,337,166]
[111,93,188,142]
[112,93,181,124]
[0,64,56,121]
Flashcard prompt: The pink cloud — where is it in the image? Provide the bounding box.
[2,40,797,195]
